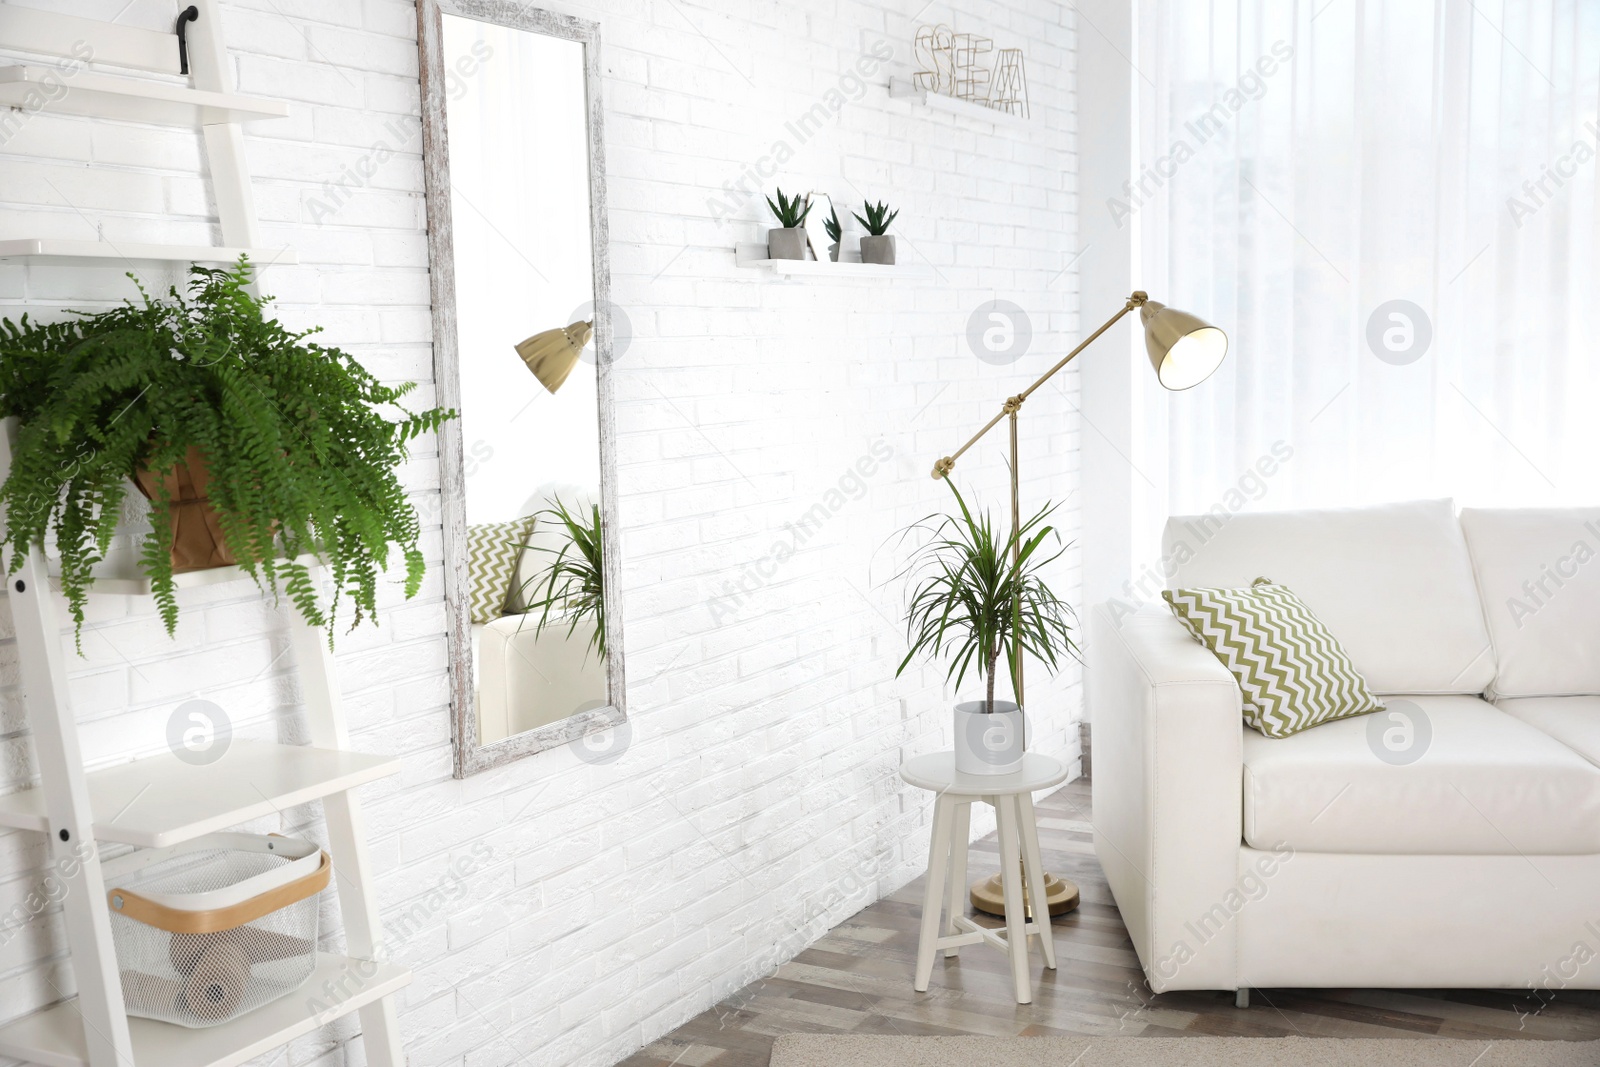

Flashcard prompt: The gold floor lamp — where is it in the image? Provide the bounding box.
[933,290,1228,917]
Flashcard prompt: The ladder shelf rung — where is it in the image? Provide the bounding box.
[0,239,297,269]
[0,66,288,125]
[0,740,401,848]
[0,954,410,1067]
[36,550,320,597]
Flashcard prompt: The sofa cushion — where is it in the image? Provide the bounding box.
[1460,508,1600,698]
[1496,696,1600,767]
[1165,499,1494,694]
[1162,579,1384,737]
[1242,695,1600,854]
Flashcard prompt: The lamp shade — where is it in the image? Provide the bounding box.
[514,320,593,394]
[1139,301,1228,391]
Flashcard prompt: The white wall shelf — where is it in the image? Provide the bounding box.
[734,243,929,278]
[0,66,288,125]
[0,953,411,1067]
[888,76,1029,128]
[0,741,402,848]
[0,240,297,269]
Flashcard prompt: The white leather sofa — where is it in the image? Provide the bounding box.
[1091,498,1600,999]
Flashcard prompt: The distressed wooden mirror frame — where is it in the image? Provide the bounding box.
[418,0,625,778]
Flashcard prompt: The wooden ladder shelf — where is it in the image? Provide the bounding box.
[0,11,388,1060]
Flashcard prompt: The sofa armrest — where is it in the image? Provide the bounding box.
[1089,602,1244,992]
[477,615,608,743]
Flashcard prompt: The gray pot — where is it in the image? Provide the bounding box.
[827,241,840,263]
[860,234,896,265]
[767,227,807,260]
[954,699,1026,776]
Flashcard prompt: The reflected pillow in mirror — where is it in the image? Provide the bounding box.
[465,518,535,624]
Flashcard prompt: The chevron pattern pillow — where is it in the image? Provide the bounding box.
[1162,578,1385,738]
[465,518,535,625]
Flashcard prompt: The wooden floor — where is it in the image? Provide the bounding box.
[620,777,1600,1066]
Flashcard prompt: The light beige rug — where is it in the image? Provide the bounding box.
[769,1035,1600,1066]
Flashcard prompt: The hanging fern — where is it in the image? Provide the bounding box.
[0,258,454,647]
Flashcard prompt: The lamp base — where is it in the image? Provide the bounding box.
[970,871,1079,918]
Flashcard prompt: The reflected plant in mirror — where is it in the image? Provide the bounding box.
[822,205,842,263]
[421,0,624,777]
[520,496,605,660]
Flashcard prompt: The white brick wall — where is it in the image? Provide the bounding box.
[0,1,1080,1064]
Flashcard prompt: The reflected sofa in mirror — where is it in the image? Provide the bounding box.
[419,0,624,779]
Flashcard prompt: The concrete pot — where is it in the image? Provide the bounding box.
[954,699,1026,776]
[767,227,807,260]
[860,234,896,264]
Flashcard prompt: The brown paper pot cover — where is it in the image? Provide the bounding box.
[133,447,236,573]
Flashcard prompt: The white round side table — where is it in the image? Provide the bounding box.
[900,751,1068,1005]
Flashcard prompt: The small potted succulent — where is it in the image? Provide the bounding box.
[0,258,454,646]
[765,188,812,261]
[854,200,900,264]
[823,206,843,263]
[893,483,1078,775]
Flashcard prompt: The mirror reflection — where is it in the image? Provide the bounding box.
[441,13,610,746]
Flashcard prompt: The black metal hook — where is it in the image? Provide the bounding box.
[176,6,200,76]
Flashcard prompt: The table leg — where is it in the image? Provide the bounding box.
[943,798,971,958]
[915,793,955,992]
[995,793,1033,1003]
[1018,790,1057,970]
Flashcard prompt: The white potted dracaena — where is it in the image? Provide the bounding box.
[894,483,1078,775]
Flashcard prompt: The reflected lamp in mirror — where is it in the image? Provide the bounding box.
[515,319,593,394]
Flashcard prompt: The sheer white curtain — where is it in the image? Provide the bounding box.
[1139,0,1599,513]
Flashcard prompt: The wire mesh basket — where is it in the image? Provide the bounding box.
[105,833,329,1028]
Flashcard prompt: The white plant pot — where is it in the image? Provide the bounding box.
[954,699,1026,776]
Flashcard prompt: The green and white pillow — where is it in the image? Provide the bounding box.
[1162,578,1384,738]
[465,518,535,624]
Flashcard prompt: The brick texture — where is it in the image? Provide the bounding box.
[0,1,1080,1064]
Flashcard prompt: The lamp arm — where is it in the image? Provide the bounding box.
[931,291,1147,479]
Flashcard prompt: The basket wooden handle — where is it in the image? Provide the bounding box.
[108,851,331,935]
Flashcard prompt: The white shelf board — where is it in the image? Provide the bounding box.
[0,740,401,848]
[734,243,929,278]
[47,550,319,597]
[0,239,298,268]
[887,76,1029,127]
[0,66,289,125]
[0,953,410,1067]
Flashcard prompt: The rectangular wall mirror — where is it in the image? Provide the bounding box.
[418,0,624,778]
